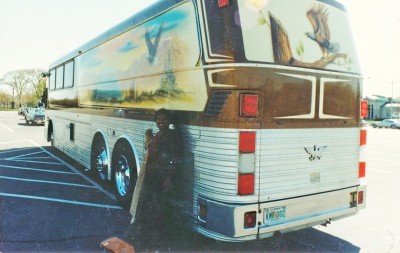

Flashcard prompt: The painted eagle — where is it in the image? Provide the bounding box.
[306,4,340,58]
[145,24,163,64]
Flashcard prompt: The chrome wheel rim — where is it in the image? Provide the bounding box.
[95,147,108,181]
[115,155,130,196]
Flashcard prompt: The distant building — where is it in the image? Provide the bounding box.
[364,95,400,119]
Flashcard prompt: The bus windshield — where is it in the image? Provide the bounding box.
[204,0,361,75]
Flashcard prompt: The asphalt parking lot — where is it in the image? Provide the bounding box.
[2,111,400,252]
[0,113,132,252]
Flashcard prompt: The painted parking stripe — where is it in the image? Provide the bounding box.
[1,159,63,165]
[0,192,123,209]
[6,150,48,160]
[0,175,96,188]
[30,140,117,200]
[0,164,77,175]
[0,147,33,154]
[8,156,58,161]
[8,150,44,160]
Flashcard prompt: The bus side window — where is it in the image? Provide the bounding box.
[56,65,64,89]
[64,60,74,88]
[49,69,56,90]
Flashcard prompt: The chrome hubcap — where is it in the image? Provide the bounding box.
[95,147,108,181]
[115,155,130,196]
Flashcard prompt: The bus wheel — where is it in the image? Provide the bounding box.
[91,137,109,181]
[112,143,137,207]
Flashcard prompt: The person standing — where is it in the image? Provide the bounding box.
[130,109,185,249]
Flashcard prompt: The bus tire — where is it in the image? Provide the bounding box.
[91,135,109,181]
[112,141,137,208]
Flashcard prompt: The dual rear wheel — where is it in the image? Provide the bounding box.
[91,137,137,208]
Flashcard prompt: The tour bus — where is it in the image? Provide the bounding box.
[43,0,367,241]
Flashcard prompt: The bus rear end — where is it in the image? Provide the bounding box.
[192,0,366,241]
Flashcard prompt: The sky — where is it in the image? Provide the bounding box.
[1,0,400,97]
[0,0,157,79]
[342,0,400,98]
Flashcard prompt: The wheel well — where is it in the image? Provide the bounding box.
[92,132,106,150]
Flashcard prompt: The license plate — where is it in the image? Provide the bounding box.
[264,206,286,225]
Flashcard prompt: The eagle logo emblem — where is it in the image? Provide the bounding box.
[304,145,327,161]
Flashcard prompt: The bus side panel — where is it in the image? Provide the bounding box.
[46,111,153,174]
[74,2,207,112]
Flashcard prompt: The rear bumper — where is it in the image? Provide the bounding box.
[32,117,45,124]
[196,185,366,242]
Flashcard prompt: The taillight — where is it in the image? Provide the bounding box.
[240,94,258,117]
[239,131,256,153]
[218,0,229,8]
[238,131,256,195]
[360,129,367,146]
[244,211,257,228]
[359,128,366,178]
[238,174,255,195]
[360,100,368,117]
[359,161,366,178]
[358,191,364,204]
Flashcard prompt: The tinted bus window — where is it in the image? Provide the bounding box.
[64,61,74,88]
[204,0,244,60]
[56,65,64,89]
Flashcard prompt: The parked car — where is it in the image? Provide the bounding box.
[21,107,33,118]
[18,107,28,115]
[371,119,400,129]
[25,108,45,125]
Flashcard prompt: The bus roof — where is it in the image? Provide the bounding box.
[49,0,186,69]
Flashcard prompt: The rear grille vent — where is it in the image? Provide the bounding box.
[205,91,231,117]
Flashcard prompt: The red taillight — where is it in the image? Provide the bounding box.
[240,94,258,117]
[239,131,256,195]
[360,100,368,117]
[360,129,367,146]
[238,174,255,195]
[218,0,229,8]
[239,131,256,153]
[359,161,366,178]
[358,191,364,204]
[244,211,257,228]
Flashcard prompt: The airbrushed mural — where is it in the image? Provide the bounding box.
[76,2,207,111]
[239,0,361,73]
